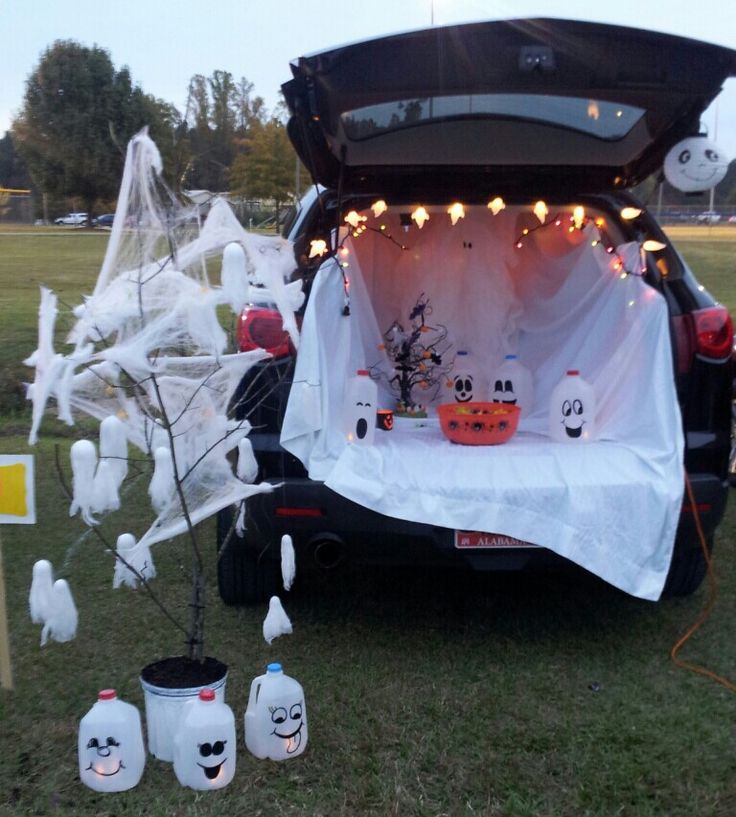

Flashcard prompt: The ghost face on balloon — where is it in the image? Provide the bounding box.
[663,137,730,192]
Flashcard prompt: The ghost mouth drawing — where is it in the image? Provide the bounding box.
[198,760,226,780]
[273,722,303,753]
[87,760,124,776]
[681,167,720,182]
[565,425,583,439]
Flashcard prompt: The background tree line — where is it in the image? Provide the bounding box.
[0,40,306,225]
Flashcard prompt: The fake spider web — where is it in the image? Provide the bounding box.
[25,128,303,562]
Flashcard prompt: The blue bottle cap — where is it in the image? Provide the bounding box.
[504,354,517,360]
[457,350,468,356]
[267,662,283,673]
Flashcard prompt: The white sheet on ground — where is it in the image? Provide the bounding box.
[281,207,684,600]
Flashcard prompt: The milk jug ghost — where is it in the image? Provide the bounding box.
[549,370,596,442]
[173,688,236,790]
[449,350,484,403]
[343,370,377,445]
[245,662,308,760]
[78,689,145,792]
[490,354,534,416]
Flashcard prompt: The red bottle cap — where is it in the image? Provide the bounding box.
[567,370,579,376]
[199,688,215,702]
[357,369,369,376]
[98,689,117,701]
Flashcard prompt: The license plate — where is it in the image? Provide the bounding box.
[454,530,539,549]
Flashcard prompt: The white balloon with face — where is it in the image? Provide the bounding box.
[663,137,730,192]
[173,691,236,790]
[78,691,145,792]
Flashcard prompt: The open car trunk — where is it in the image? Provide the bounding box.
[281,205,684,601]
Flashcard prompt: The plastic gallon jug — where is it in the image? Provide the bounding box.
[343,370,377,445]
[173,688,236,790]
[78,689,145,792]
[490,354,534,416]
[448,350,485,403]
[245,663,308,760]
[548,370,596,442]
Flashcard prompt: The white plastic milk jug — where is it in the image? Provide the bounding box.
[548,370,596,442]
[78,689,145,792]
[490,354,534,416]
[173,688,236,790]
[343,369,377,445]
[245,663,308,760]
[449,350,485,403]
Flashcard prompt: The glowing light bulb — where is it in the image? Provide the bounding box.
[642,240,667,252]
[411,206,430,229]
[447,202,465,225]
[344,210,366,228]
[573,206,585,230]
[533,201,548,224]
[370,199,388,218]
[587,100,600,121]
[487,197,506,216]
[621,207,642,220]
[308,239,328,258]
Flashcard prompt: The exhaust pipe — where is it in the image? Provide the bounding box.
[310,534,345,570]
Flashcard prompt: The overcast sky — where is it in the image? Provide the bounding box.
[2,0,735,159]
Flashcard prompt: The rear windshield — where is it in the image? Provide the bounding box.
[341,94,645,141]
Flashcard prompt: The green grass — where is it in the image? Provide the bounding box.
[0,228,735,816]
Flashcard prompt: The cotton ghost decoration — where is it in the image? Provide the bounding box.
[113,533,156,589]
[69,440,98,525]
[220,242,249,314]
[99,415,128,489]
[29,559,54,624]
[236,438,258,483]
[663,136,730,192]
[281,534,296,591]
[263,596,292,644]
[40,579,78,645]
[148,447,174,514]
[92,460,120,514]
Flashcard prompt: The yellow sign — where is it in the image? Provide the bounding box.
[0,456,35,524]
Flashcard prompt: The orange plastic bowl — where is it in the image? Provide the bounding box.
[438,402,521,445]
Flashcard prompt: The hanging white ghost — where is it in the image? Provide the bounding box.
[148,446,175,514]
[99,415,128,489]
[220,242,249,314]
[78,689,146,792]
[236,438,258,483]
[112,533,156,589]
[263,596,293,644]
[91,460,120,514]
[281,534,296,592]
[663,136,730,193]
[40,578,78,645]
[173,688,237,790]
[69,439,98,525]
[29,559,55,624]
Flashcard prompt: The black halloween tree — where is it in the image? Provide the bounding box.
[378,294,453,416]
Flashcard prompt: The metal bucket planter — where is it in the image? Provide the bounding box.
[140,656,227,762]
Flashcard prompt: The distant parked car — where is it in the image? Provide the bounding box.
[92,213,115,228]
[728,215,736,224]
[696,211,721,224]
[54,212,88,226]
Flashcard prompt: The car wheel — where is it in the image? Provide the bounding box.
[216,505,279,605]
[661,537,712,597]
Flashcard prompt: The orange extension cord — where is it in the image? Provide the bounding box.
[669,472,736,692]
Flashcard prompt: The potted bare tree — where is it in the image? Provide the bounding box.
[24,129,302,760]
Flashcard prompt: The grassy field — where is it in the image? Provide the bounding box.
[0,226,735,816]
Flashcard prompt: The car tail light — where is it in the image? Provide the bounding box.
[672,306,733,373]
[692,306,733,360]
[237,306,297,357]
[275,507,324,518]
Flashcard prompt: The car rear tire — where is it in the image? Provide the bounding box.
[216,506,279,605]
[662,537,712,597]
